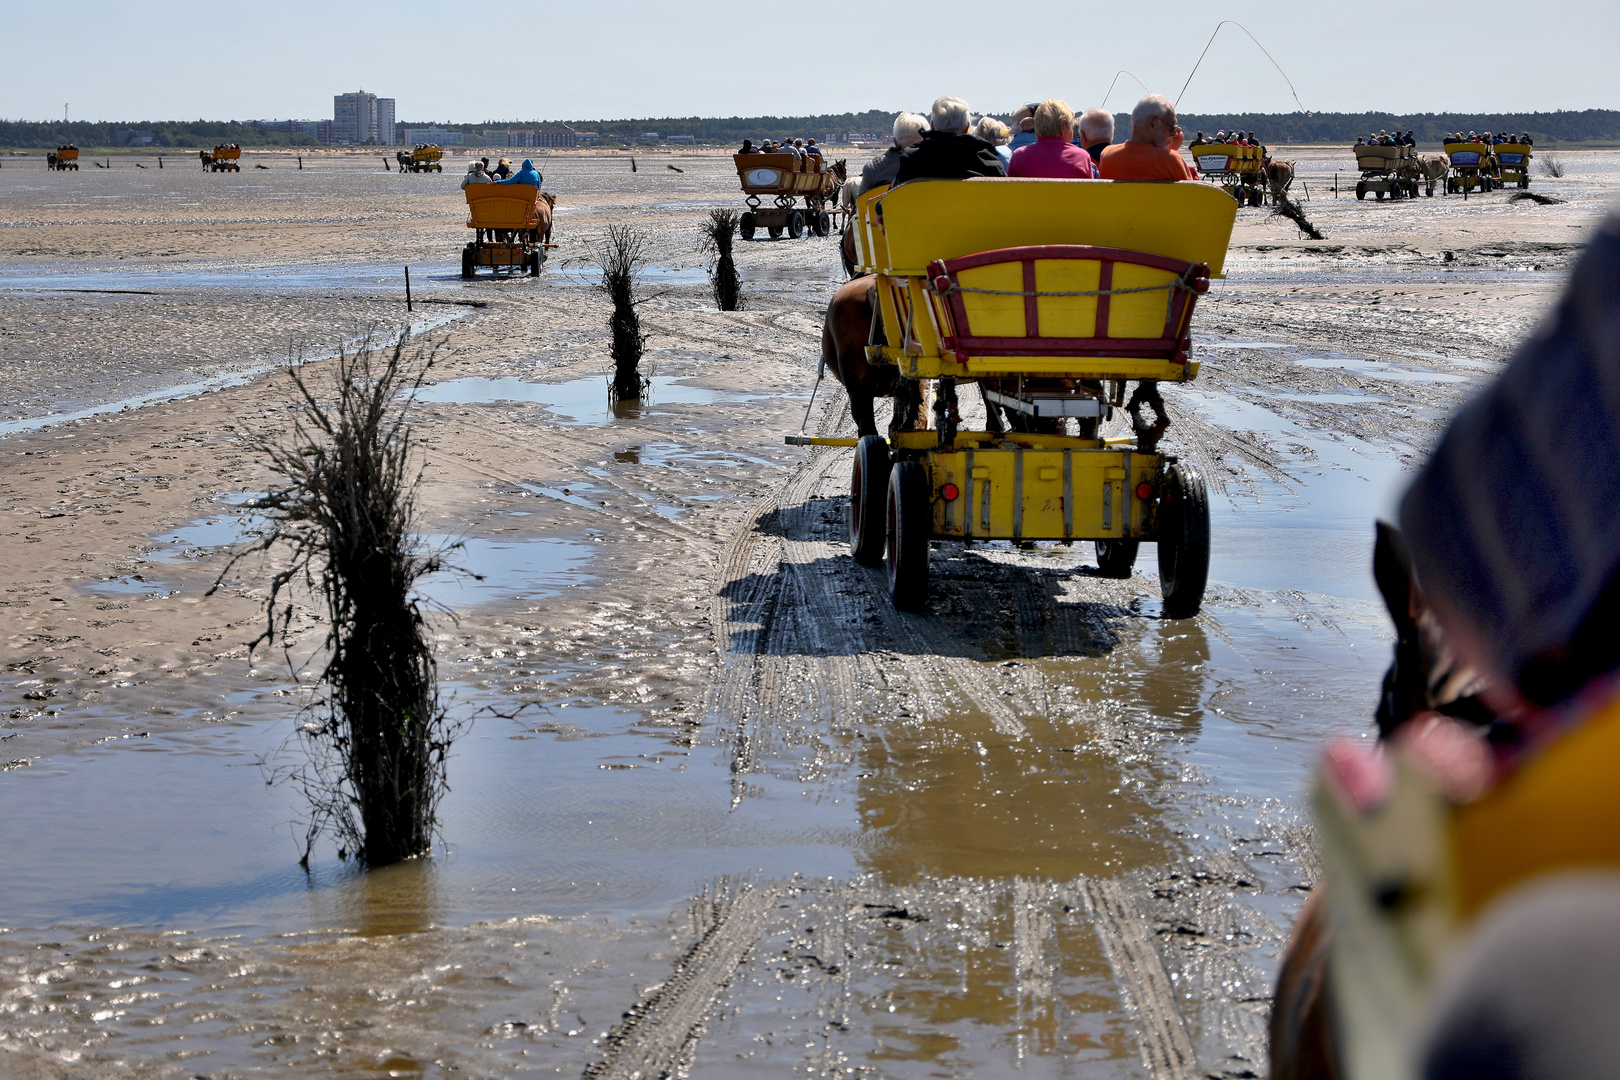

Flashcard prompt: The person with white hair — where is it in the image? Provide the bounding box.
[1097,94,1195,181]
[893,95,1006,185]
[857,111,929,194]
[974,116,1014,167]
[1077,106,1115,162]
[460,160,492,189]
[1007,99,1094,179]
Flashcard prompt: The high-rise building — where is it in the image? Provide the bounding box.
[333,91,396,145]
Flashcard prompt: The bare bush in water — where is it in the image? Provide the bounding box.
[217,332,458,868]
[703,208,743,312]
[600,224,649,401]
[1541,154,1565,178]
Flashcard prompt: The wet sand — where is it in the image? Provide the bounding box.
[1,150,1615,1077]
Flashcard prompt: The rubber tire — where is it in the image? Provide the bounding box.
[815,210,831,236]
[849,435,890,566]
[1355,182,1366,200]
[461,246,476,279]
[787,211,805,239]
[768,225,782,239]
[885,460,931,611]
[528,249,541,276]
[1095,539,1140,579]
[740,211,756,240]
[1157,463,1210,619]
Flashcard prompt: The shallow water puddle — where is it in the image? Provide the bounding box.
[416,373,777,424]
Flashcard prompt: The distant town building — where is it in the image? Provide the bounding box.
[114,129,154,146]
[667,134,695,143]
[575,131,599,144]
[640,132,661,142]
[333,91,397,145]
[403,127,464,147]
[827,133,882,145]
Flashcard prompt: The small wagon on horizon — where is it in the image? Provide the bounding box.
[400,145,444,173]
[46,145,79,171]
[733,152,844,240]
[202,145,241,172]
[1493,141,1534,189]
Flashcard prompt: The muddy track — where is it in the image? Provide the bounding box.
[584,878,788,1080]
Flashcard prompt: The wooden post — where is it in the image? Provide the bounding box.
[404,266,413,312]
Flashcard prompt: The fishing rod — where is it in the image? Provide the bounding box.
[1176,20,1309,114]
[1100,70,1153,111]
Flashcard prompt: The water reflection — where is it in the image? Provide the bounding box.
[314,857,443,937]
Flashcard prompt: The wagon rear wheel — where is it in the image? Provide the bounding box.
[767,224,782,240]
[849,435,890,566]
[740,211,756,240]
[1157,463,1210,619]
[1095,539,1139,579]
[787,211,805,239]
[885,461,930,611]
[461,245,476,279]
[815,210,831,236]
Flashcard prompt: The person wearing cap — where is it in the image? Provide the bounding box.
[1008,103,1040,151]
[805,137,822,158]
[460,160,491,188]
[496,158,542,187]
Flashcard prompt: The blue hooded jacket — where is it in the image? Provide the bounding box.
[498,158,542,187]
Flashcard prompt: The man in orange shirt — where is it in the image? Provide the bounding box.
[1098,94,1196,181]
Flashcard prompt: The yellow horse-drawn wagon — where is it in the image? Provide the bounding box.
[734,153,842,239]
[1354,144,1421,200]
[1442,141,1497,194]
[1191,143,1266,206]
[401,144,443,173]
[203,145,242,172]
[461,183,552,278]
[47,145,80,171]
[792,178,1236,615]
[1493,141,1533,189]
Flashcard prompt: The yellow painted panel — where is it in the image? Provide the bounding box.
[925,448,1161,540]
[1107,263,1178,339]
[955,262,1026,338]
[877,178,1236,277]
[1035,259,1100,338]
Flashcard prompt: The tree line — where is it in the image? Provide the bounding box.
[3,109,1617,150]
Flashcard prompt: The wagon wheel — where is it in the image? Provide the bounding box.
[461,245,476,279]
[1356,181,1367,200]
[884,460,931,611]
[787,211,805,239]
[1157,463,1210,619]
[1095,539,1139,579]
[849,436,890,566]
[815,210,831,236]
[767,224,782,240]
[740,211,756,240]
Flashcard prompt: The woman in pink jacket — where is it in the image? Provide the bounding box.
[1007,99,1095,179]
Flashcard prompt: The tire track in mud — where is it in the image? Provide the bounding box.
[584,878,788,1080]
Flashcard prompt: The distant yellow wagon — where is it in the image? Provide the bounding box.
[1493,142,1533,189]
[1442,141,1497,194]
[734,153,842,239]
[402,144,443,173]
[47,145,79,171]
[1353,144,1421,200]
[792,178,1236,616]
[203,145,241,173]
[1190,143,1265,206]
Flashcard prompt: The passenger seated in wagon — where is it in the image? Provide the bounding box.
[858,112,928,195]
[1098,95,1196,181]
[1078,106,1115,162]
[892,96,1006,184]
[1006,99,1094,179]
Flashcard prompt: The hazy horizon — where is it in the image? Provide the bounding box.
[7,0,1616,124]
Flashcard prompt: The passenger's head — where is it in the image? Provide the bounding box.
[1129,94,1178,148]
[974,116,1011,146]
[892,112,928,148]
[794,139,804,148]
[930,96,972,135]
[1079,107,1115,146]
[1033,99,1075,140]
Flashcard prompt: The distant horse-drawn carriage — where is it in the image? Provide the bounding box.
[398,145,444,173]
[1442,141,1498,194]
[1493,141,1534,189]
[734,153,845,239]
[46,145,79,171]
[201,145,242,172]
[1353,144,1422,200]
[461,183,555,278]
[1191,142,1266,206]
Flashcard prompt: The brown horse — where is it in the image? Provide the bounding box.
[821,276,921,438]
[1268,522,1492,1080]
[1265,159,1295,199]
[531,192,557,245]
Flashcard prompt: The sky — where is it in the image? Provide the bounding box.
[6,0,1617,124]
